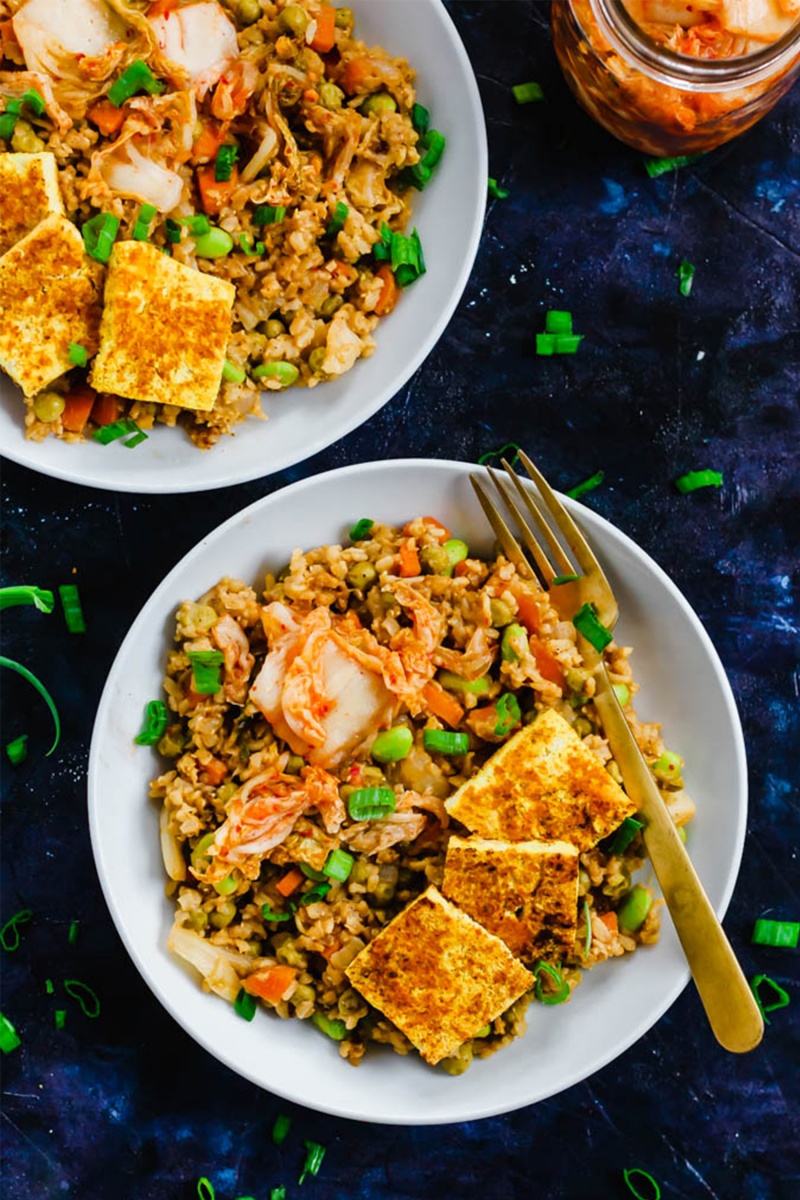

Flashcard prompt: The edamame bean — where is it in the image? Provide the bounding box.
[276,939,307,968]
[489,599,513,627]
[318,82,344,110]
[370,726,413,763]
[651,749,683,784]
[360,93,397,118]
[501,622,528,662]
[443,538,469,571]
[193,226,234,258]
[238,0,262,24]
[32,392,65,423]
[252,361,299,387]
[279,4,309,35]
[617,884,652,933]
[190,831,216,873]
[345,560,377,589]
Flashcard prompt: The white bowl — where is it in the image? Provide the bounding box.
[0,2,486,494]
[88,459,748,1124]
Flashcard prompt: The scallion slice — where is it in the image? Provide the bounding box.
[423,729,469,755]
[238,233,265,256]
[674,469,723,494]
[582,898,592,960]
[0,586,54,613]
[261,903,293,922]
[134,699,168,746]
[165,218,182,244]
[14,87,45,115]
[311,1011,347,1040]
[477,442,521,468]
[566,470,604,500]
[0,656,60,755]
[63,979,100,1018]
[253,204,286,225]
[623,1167,661,1200]
[536,332,556,356]
[271,1113,291,1145]
[572,602,613,651]
[348,517,374,540]
[644,152,703,178]
[411,102,429,134]
[551,573,581,585]
[606,816,645,856]
[487,177,508,200]
[545,310,573,335]
[0,909,33,953]
[0,1012,21,1054]
[0,112,17,140]
[187,650,225,695]
[532,960,570,1005]
[494,693,521,737]
[323,848,354,882]
[92,417,135,445]
[270,1188,286,1200]
[234,987,257,1021]
[513,80,545,104]
[752,920,799,950]
[68,342,88,368]
[677,259,695,296]
[68,920,79,945]
[123,429,148,449]
[132,202,157,241]
[81,212,120,264]
[108,60,165,107]
[55,1009,67,1030]
[326,200,349,237]
[299,1140,326,1184]
[554,333,583,354]
[59,583,85,633]
[347,787,396,821]
[196,1178,215,1200]
[6,734,28,765]
[214,143,238,182]
[300,882,331,906]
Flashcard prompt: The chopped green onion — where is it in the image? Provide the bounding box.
[402,129,446,190]
[181,214,211,236]
[300,882,331,905]
[45,979,54,994]
[165,218,182,244]
[0,112,17,140]
[572,602,613,651]
[390,228,425,287]
[300,863,328,881]
[545,310,573,335]
[234,987,257,1021]
[477,442,521,468]
[59,583,85,633]
[347,787,396,821]
[0,1012,21,1054]
[349,518,374,540]
[618,885,652,933]
[92,417,138,445]
[674,469,723,494]
[311,1010,347,1040]
[323,848,355,882]
[423,729,469,755]
[623,1168,661,1200]
[644,152,704,178]
[411,102,429,133]
[437,671,490,696]
[513,81,545,104]
[752,919,799,949]
[134,699,169,746]
[751,974,790,1023]
[6,735,29,765]
[68,342,88,368]
[0,656,60,755]
[270,1188,286,1200]
[123,429,148,449]
[222,359,246,384]
[253,204,286,225]
[214,143,238,182]
[326,200,349,237]
[554,334,583,354]
[501,622,528,662]
[108,60,165,107]
[187,650,225,695]
[494,693,521,737]
[197,1179,215,1200]
[551,573,581,585]
[0,910,33,953]
[271,1114,292,1145]
[487,177,509,200]
[613,682,631,707]
[63,979,100,1018]
[299,1140,326,1185]
[81,212,120,264]
[371,726,413,763]
[15,87,46,115]
[261,903,293,922]
[132,202,157,241]
[238,233,265,256]
[0,586,54,613]
[532,961,570,1005]
[677,259,695,296]
[606,816,645,856]
[68,920,79,945]
[582,898,592,960]
[536,332,556,356]
[55,1009,66,1030]
[372,222,393,261]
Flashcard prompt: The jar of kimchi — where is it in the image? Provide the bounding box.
[551,0,800,156]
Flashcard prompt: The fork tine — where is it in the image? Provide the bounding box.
[485,464,561,583]
[517,448,605,579]
[497,459,574,579]
[469,475,535,581]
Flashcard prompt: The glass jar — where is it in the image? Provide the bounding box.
[551,0,800,157]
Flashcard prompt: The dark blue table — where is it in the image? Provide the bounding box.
[2,4,798,1198]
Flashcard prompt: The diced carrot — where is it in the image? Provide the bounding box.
[86,99,127,137]
[196,163,238,215]
[599,911,619,935]
[303,88,320,103]
[398,538,421,577]
[453,560,471,578]
[191,119,228,163]
[310,4,336,52]
[529,636,565,686]
[340,56,374,95]
[275,866,304,897]
[374,263,400,316]
[61,385,97,434]
[201,757,228,787]
[320,942,341,961]
[513,590,542,635]
[242,964,298,1004]
[90,392,120,427]
[422,681,465,729]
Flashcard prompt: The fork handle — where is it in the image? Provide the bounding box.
[591,666,763,1053]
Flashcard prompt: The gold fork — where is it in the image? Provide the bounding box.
[471,449,763,1054]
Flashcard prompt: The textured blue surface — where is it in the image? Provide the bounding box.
[1,4,799,1198]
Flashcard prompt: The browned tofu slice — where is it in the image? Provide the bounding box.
[0,152,64,255]
[345,885,533,1066]
[445,707,636,850]
[442,835,579,963]
[0,214,103,397]
[90,241,235,411]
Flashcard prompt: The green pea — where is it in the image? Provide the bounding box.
[213,874,238,896]
[307,346,327,374]
[651,749,683,784]
[443,538,469,571]
[263,318,286,339]
[318,81,344,110]
[320,293,343,318]
[279,4,309,35]
[334,6,354,29]
[573,716,593,738]
[11,119,45,154]
[209,899,237,928]
[360,92,397,118]
[437,670,490,696]
[489,599,513,628]
[285,753,305,774]
[292,983,316,1006]
[617,884,652,933]
[345,560,377,590]
[501,623,528,662]
[238,0,262,23]
[216,781,238,804]
[419,544,450,575]
[371,726,413,763]
[193,226,234,258]
[252,361,299,387]
[33,391,65,423]
[190,831,217,873]
[276,939,307,968]
[612,683,631,707]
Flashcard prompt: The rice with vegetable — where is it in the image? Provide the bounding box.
[0,0,439,447]
[146,514,696,1072]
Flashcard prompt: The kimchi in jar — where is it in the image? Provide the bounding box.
[551,0,800,156]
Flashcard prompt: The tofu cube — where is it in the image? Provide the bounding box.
[0,152,65,256]
[442,835,580,963]
[0,214,103,398]
[90,241,235,411]
[345,885,533,1066]
[445,707,637,850]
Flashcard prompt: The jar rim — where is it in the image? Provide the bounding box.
[590,0,800,90]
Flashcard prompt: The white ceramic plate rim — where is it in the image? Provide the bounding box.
[88,459,748,1124]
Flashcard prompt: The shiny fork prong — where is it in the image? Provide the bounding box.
[516,448,601,579]
[469,475,535,580]
[498,459,575,579]
[484,464,554,583]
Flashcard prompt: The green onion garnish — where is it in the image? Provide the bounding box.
[64,979,100,1018]
[752,919,799,949]
[582,898,592,960]
[81,212,120,264]
[545,311,572,335]
[536,333,556,356]
[300,882,331,906]
[19,87,46,115]
[751,976,789,1029]
[622,1167,661,1200]
[566,470,604,500]
[0,910,33,952]
[551,573,581,585]
[68,920,79,945]
[402,128,446,190]
[644,152,704,178]
[487,177,509,200]
[674,469,723,494]
[55,1009,66,1030]
[300,863,328,881]
[0,656,60,755]
[311,1010,347,1040]
[238,233,265,256]
[391,228,425,287]
[347,787,396,821]
[606,816,645,856]
[2,89,45,135]
[197,1178,215,1200]
[423,729,469,755]
[123,429,148,449]
[234,987,257,1021]
[261,903,293,922]
[554,334,582,354]
[253,204,286,225]
[477,442,521,468]
[532,961,570,1005]
[299,1140,326,1185]
[134,699,168,746]
[187,650,225,695]
[323,848,354,882]
[272,1113,292,1145]
[411,102,429,134]
[270,1189,286,1200]
[677,259,695,296]
[68,342,88,368]
[572,602,613,651]
[45,979,54,994]
[326,200,349,237]
[214,143,238,182]
[348,518,374,540]
[513,81,545,104]
[372,221,393,261]
[165,218,182,243]
[0,586,54,613]
[59,583,85,633]
[182,214,211,236]
[222,359,246,384]
[494,693,521,737]
[6,734,28,765]
[108,60,165,107]
[132,202,157,241]
[92,417,139,445]
[0,1012,21,1054]
[0,112,17,140]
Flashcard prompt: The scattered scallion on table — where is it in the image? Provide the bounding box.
[0,656,61,755]
[68,920,79,945]
[750,974,791,1023]
[6,735,29,765]
[55,1009,67,1030]
[59,584,85,633]
[488,177,509,200]
[299,1139,326,1184]
[0,909,33,953]
[0,1012,21,1054]
[0,586,54,613]
[623,1167,661,1200]
[537,311,583,356]
[270,1188,287,1200]
[674,469,723,494]
[644,152,704,178]
[64,979,100,1018]
[513,80,545,104]
[272,1113,292,1145]
[477,442,521,468]
[677,258,695,296]
[752,919,799,949]
[565,469,604,500]
[572,602,613,651]
[196,1178,215,1200]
